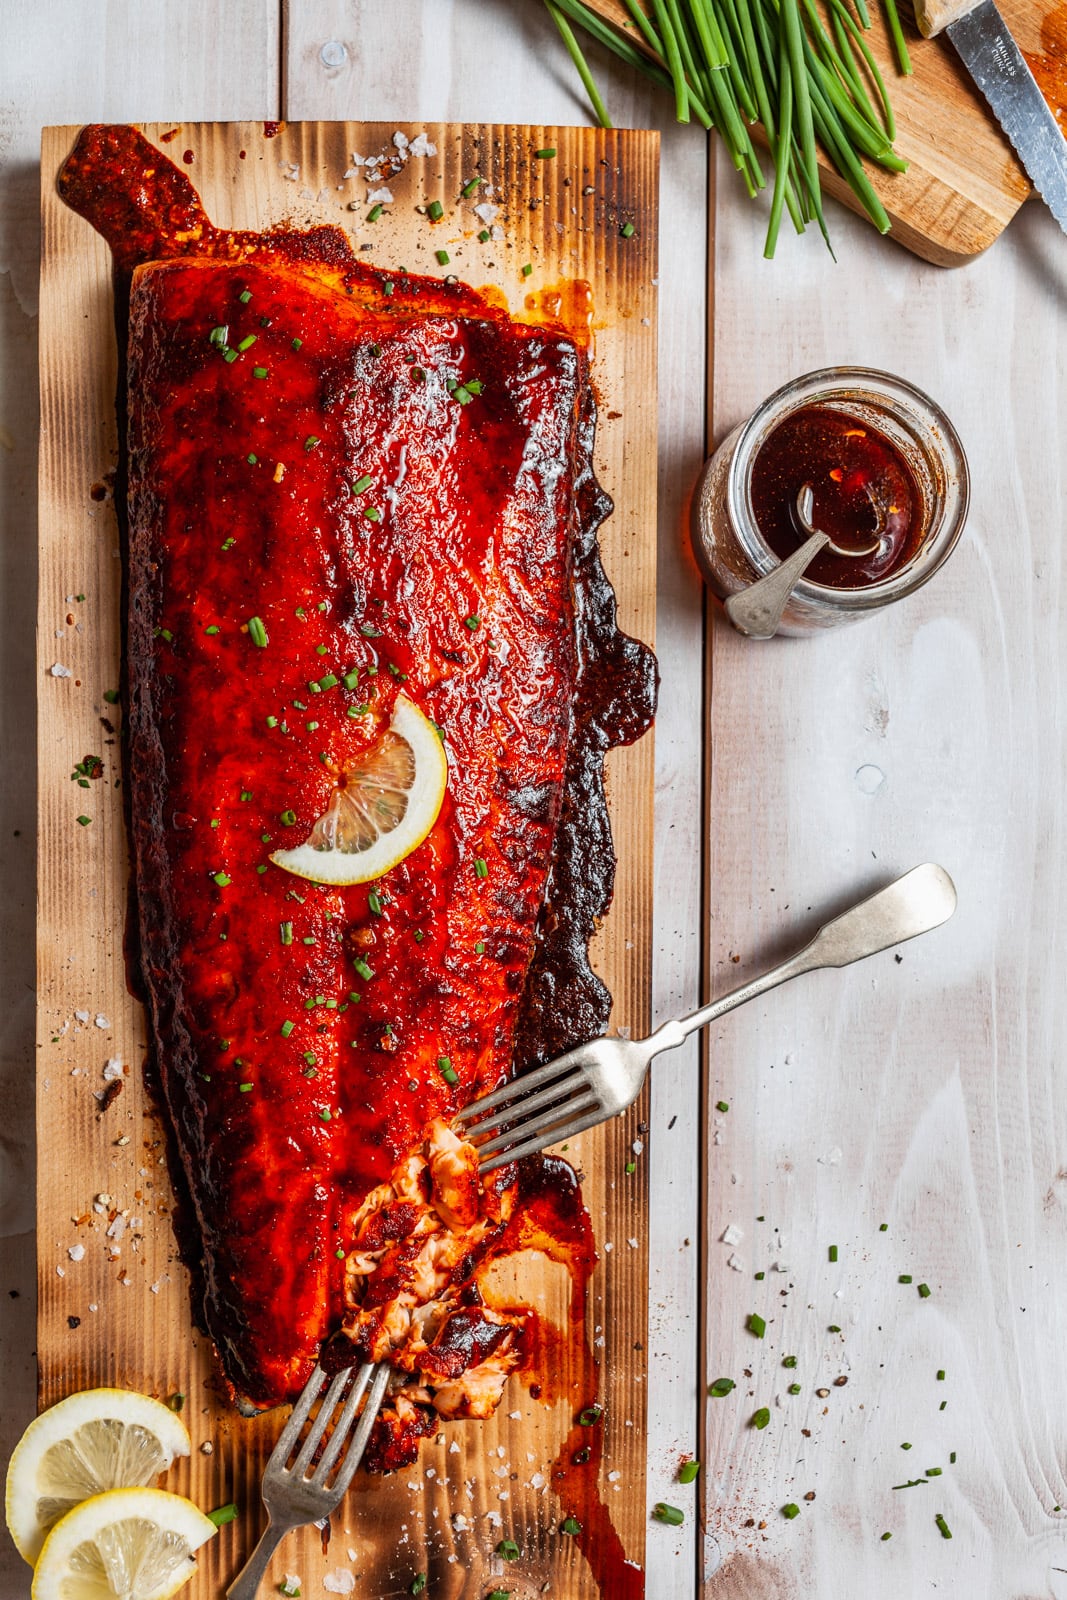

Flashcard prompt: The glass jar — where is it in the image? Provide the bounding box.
[691,367,970,635]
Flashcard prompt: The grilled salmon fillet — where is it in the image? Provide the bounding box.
[59,126,657,1441]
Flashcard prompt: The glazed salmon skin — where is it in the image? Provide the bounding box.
[59,124,657,1421]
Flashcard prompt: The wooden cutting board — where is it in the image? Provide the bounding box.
[582,0,1060,264]
[37,120,657,1600]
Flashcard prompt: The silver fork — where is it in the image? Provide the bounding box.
[230,862,956,1594]
[456,863,957,1171]
[226,1362,390,1599]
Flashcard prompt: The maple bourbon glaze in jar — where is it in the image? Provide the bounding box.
[692,368,969,634]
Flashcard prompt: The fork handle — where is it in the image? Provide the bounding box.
[227,1519,290,1600]
[666,864,957,1045]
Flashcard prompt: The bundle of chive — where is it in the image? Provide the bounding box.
[543,0,912,255]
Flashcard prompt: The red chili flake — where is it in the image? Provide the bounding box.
[97,1081,124,1114]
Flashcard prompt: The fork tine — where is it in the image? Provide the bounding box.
[453,1048,585,1123]
[327,1363,392,1499]
[269,1364,328,1469]
[461,1068,596,1143]
[289,1365,353,1479]
[472,1089,600,1159]
[312,1361,376,1485]
[478,1102,610,1173]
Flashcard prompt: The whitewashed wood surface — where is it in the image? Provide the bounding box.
[3,1,1065,1598]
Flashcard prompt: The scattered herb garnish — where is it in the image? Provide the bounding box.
[935,1514,952,1540]
[560,1517,581,1536]
[781,1503,800,1520]
[247,616,269,648]
[751,1407,770,1430]
[426,199,444,221]
[708,1378,735,1397]
[678,1460,700,1484]
[496,1540,521,1561]
[207,1503,238,1526]
[748,1312,766,1339]
[652,1503,684,1526]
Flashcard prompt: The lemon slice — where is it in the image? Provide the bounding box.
[270,693,447,885]
[31,1487,216,1600]
[6,1389,192,1567]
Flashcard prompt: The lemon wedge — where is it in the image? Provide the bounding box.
[6,1389,191,1567]
[30,1487,216,1600]
[270,693,447,885]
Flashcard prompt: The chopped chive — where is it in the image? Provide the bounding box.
[748,1313,766,1339]
[238,1082,253,1093]
[751,1407,770,1430]
[561,1517,581,1536]
[475,940,485,953]
[901,1442,912,1451]
[496,1539,521,1561]
[239,290,252,304]
[246,452,258,465]
[474,857,489,879]
[223,349,239,364]
[898,1274,913,1284]
[937,1369,946,1380]
[829,1244,838,1262]
[461,177,485,197]
[678,1460,700,1484]
[352,474,373,493]
[436,249,450,266]
[578,1405,602,1426]
[342,670,360,690]
[652,1503,684,1525]
[383,280,394,295]
[209,325,229,347]
[478,228,490,242]
[291,336,303,350]
[465,614,481,630]
[782,1503,800,1519]
[319,1108,332,1122]
[715,1100,729,1113]
[280,809,297,826]
[252,366,268,379]
[410,1575,426,1595]
[213,872,231,887]
[918,1282,932,1298]
[76,815,91,826]
[303,1051,317,1065]
[465,379,483,394]
[881,1531,892,1540]
[625,1161,636,1174]
[535,146,557,158]
[880,1222,889,1231]
[935,1514,952,1540]
[367,204,383,222]
[365,507,381,522]
[782,1355,797,1368]
[103,689,119,704]
[437,1055,459,1085]
[368,891,383,915]
[621,221,635,238]
[208,1502,238,1526]
[265,715,278,728]
[236,333,257,352]
[353,957,375,981]
[414,931,424,943]
[247,616,268,647]
[304,435,321,451]
[926,1468,942,1477]
[950,1451,956,1464]
[426,199,444,221]
[319,673,339,690]
[222,537,236,550]
[708,1378,735,1397]
[522,263,533,277]
[788,1382,801,1394]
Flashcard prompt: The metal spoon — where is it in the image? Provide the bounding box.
[724,482,882,640]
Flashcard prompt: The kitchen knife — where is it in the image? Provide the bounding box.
[914,0,1067,232]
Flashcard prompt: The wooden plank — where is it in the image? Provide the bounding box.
[579,0,1031,264]
[38,117,657,1600]
[701,146,1067,1595]
[281,6,711,1593]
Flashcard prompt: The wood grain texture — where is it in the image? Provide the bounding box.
[38,117,657,1599]
[702,142,1067,1598]
[579,0,1033,264]
[281,7,711,1594]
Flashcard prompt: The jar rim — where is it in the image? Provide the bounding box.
[725,366,970,609]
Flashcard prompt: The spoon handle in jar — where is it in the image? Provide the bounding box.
[724,529,829,639]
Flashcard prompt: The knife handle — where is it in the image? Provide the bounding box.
[913,0,980,37]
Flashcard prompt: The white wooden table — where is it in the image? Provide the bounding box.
[3,3,1066,1597]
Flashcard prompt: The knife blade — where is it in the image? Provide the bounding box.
[915,0,1067,234]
